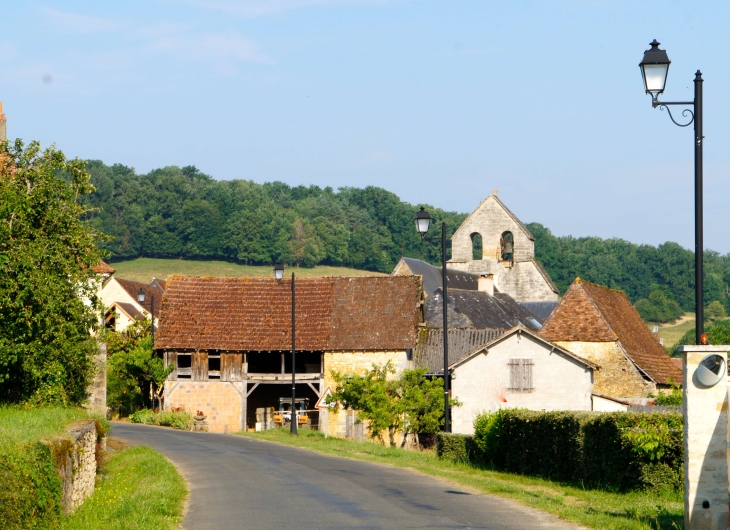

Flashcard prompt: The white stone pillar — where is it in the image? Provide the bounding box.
[679,345,729,530]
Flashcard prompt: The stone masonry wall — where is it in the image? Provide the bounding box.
[165,380,244,433]
[49,420,98,513]
[554,341,655,398]
[323,350,410,442]
[450,197,534,264]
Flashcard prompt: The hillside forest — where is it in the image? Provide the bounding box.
[84,161,730,320]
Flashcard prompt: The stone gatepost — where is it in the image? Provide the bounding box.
[680,345,729,530]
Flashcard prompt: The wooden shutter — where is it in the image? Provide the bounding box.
[166,352,178,381]
[523,359,534,393]
[509,359,520,392]
[193,351,209,381]
[221,354,231,382]
[230,354,243,382]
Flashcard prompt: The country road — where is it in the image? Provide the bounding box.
[113,423,583,530]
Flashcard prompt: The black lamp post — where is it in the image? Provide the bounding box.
[137,288,155,342]
[639,40,705,344]
[414,207,451,432]
[274,263,298,435]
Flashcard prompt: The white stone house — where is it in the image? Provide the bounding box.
[450,326,598,435]
[101,277,163,332]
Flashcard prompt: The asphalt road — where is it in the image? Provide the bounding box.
[113,423,583,530]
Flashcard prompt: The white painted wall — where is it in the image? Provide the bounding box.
[591,394,628,412]
[450,333,594,434]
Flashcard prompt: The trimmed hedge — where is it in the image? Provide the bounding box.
[437,410,683,492]
[130,409,192,430]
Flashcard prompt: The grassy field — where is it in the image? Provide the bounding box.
[240,429,682,530]
[59,445,187,530]
[0,406,90,445]
[111,257,386,283]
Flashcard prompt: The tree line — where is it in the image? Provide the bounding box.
[84,160,730,318]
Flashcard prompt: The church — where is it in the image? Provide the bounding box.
[447,192,559,304]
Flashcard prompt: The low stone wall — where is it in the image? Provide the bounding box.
[47,420,99,513]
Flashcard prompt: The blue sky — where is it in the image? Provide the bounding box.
[2,1,729,252]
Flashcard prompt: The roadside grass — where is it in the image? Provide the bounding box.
[111,257,385,283]
[58,445,187,530]
[0,406,90,445]
[240,428,683,530]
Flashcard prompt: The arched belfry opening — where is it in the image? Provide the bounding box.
[471,232,483,260]
[500,231,514,261]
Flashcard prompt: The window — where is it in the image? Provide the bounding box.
[470,232,483,260]
[500,231,514,261]
[177,354,192,379]
[208,355,221,379]
[508,359,533,393]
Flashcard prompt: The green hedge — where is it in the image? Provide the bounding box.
[130,409,192,430]
[438,410,683,492]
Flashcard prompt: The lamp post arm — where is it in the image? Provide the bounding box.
[651,98,695,127]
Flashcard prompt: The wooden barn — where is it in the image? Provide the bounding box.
[155,275,423,434]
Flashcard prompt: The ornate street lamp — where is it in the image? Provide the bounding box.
[274,264,298,435]
[414,206,451,432]
[639,40,705,344]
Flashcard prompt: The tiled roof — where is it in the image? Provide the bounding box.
[451,325,599,371]
[151,278,167,291]
[91,260,115,275]
[426,289,542,331]
[394,257,480,295]
[414,328,505,374]
[540,279,681,384]
[155,275,422,351]
[519,301,558,323]
[114,302,144,320]
[116,278,163,316]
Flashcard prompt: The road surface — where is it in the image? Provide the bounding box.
[113,423,583,530]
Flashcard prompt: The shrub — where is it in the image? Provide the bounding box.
[130,409,192,430]
[461,409,683,492]
[436,433,484,464]
[0,441,62,530]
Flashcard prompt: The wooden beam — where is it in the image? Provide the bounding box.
[246,382,259,398]
[307,382,321,397]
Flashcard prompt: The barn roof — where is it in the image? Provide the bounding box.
[539,278,681,384]
[155,275,422,352]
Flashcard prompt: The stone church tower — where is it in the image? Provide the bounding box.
[447,193,559,303]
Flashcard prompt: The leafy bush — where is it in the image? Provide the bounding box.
[460,409,683,492]
[436,433,484,464]
[674,319,730,349]
[0,441,62,530]
[130,409,192,430]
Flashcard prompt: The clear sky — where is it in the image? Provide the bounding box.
[2,1,729,252]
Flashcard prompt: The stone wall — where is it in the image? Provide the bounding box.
[48,420,99,513]
[554,341,655,398]
[86,342,107,414]
[450,196,534,264]
[165,380,244,433]
[450,333,594,434]
[323,350,410,442]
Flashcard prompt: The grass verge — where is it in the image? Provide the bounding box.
[0,406,90,445]
[239,429,683,530]
[110,257,385,283]
[58,445,187,530]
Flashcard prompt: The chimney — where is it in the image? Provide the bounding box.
[478,274,494,296]
[0,102,5,142]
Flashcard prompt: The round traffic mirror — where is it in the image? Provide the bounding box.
[696,354,726,387]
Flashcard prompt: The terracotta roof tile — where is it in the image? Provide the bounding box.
[540,279,681,384]
[91,260,115,275]
[116,278,163,316]
[156,275,422,351]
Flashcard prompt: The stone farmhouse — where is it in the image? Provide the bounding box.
[101,276,164,332]
[448,326,597,434]
[540,278,682,399]
[447,193,559,304]
[155,275,422,434]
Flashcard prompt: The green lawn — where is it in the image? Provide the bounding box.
[0,406,90,446]
[239,429,683,530]
[58,445,187,530]
[110,257,386,283]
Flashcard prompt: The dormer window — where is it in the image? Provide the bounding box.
[500,231,514,261]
